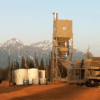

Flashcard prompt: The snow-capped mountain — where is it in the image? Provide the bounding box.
[73,47,85,53]
[2,38,23,49]
[0,38,86,68]
[31,40,52,50]
[0,43,3,47]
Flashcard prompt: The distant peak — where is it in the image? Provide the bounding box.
[42,40,50,43]
[11,38,16,41]
[44,40,49,41]
[10,38,22,43]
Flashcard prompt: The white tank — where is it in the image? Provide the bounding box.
[39,70,45,78]
[15,69,28,85]
[28,68,39,84]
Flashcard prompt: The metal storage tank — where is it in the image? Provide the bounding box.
[15,69,28,85]
[39,70,45,78]
[28,68,39,84]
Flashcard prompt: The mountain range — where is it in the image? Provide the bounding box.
[0,38,87,68]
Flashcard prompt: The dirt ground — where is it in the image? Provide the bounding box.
[0,82,100,100]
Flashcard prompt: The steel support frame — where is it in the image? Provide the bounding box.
[51,12,73,83]
[67,68,85,83]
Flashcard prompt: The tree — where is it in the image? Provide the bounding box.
[36,58,39,68]
[3,67,8,80]
[45,59,49,82]
[39,57,44,70]
[21,54,26,68]
[26,57,30,69]
[14,60,16,70]
[16,60,19,69]
[39,57,42,70]
[7,56,11,86]
[42,58,44,70]
[29,59,34,68]
[1,68,5,81]
[49,53,51,82]
[31,60,34,68]
[0,67,3,80]
[0,68,2,79]
[10,62,13,83]
[34,52,38,69]
[11,61,14,70]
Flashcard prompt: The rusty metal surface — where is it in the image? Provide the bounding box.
[92,57,100,61]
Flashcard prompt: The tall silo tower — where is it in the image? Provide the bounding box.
[50,12,73,82]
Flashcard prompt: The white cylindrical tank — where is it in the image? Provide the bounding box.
[28,68,39,84]
[15,69,28,85]
[39,70,45,78]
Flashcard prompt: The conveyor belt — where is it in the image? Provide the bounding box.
[59,59,73,69]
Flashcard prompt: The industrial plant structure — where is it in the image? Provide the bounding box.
[10,12,100,86]
[50,12,100,86]
[50,12,73,83]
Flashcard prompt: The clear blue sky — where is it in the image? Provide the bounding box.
[0,0,100,56]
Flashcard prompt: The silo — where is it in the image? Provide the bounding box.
[15,69,28,85]
[28,68,39,85]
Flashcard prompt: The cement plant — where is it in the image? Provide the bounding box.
[0,12,100,100]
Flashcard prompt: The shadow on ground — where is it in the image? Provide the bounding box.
[0,85,32,94]
[10,84,90,100]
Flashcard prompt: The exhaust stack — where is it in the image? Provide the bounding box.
[53,12,58,20]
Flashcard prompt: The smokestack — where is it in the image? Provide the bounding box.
[53,12,58,20]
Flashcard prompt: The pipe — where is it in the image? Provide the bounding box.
[53,12,58,20]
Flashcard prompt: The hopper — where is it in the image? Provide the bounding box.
[53,20,72,41]
[58,47,68,57]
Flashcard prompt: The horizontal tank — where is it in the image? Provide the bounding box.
[15,69,28,85]
[28,68,39,84]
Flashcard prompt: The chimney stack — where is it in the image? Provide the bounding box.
[53,12,58,20]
